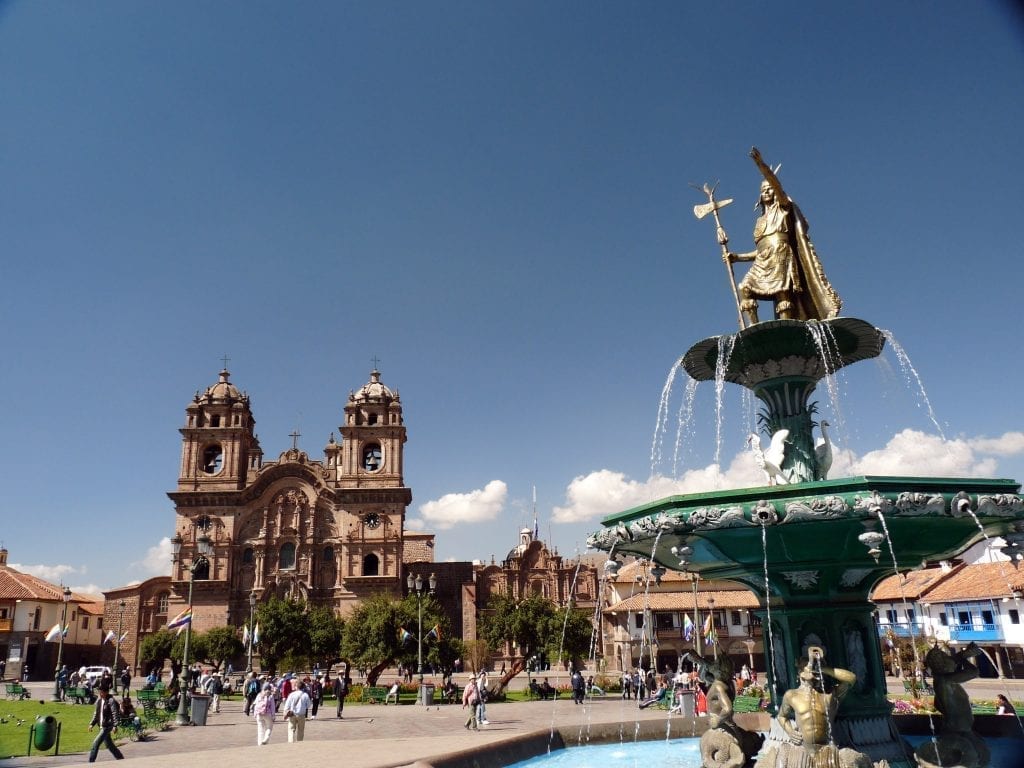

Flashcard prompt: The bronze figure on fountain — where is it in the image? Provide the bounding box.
[698,147,842,328]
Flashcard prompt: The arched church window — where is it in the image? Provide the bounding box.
[242,547,254,565]
[362,444,382,471]
[280,542,296,570]
[323,546,334,562]
[202,445,223,474]
[363,553,379,576]
[194,559,210,580]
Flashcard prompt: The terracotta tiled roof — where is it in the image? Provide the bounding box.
[605,589,759,613]
[0,566,67,601]
[871,565,959,601]
[917,561,1024,602]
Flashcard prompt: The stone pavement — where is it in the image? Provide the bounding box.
[5,689,706,768]
[9,676,1024,767]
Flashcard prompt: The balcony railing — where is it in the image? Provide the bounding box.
[878,622,1003,643]
[949,623,1002,643]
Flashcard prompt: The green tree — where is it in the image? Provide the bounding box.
[308,604,344,669]
[479,594,557,692]
[172,630,209,669]
[204,625,245,671]
[547,604,596,671]
[341,594,405,685]
[138,629,174,674]
[254,597,310,673]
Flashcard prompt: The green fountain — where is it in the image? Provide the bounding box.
[588,149,1024,768]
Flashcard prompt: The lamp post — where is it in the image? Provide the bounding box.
[171,530,213,725]
[51,586,72,701]
[707,597,717,660]
[111,600,126,686]
[406,572,437,685]
[246,591,256,673]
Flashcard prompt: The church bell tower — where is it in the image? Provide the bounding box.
[177,368,260,492]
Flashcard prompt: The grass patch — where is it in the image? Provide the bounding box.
[0,698,108,758]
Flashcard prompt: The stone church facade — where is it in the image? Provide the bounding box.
[106,365,599,673]
[165,366,427,634]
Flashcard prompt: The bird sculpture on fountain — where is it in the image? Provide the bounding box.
[748,429,789,486]
[814,420,834,481]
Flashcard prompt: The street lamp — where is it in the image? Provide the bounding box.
[707,597,718,660]
[51,586,72,701]
[112,600,126,685]
[246,591,256,673]
[171,530,213,725]
[406,572,437,685]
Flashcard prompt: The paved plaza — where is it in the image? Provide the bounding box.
[7,676,1024,767]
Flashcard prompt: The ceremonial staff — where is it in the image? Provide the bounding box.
[693,182,744,330]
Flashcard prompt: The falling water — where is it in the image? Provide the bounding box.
[805,320,848,436]
[713,334,737,466]
[650,361,682,475]
[875,511,940,766]
[879,329,946,440]
[672,376,700,478]
[760,524,781,709]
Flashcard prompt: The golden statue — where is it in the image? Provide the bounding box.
[719,148,842,327]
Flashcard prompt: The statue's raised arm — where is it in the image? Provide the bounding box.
[749,146,789,210]
[720,148,842,326]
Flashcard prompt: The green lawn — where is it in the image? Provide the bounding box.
[0,698,107,758]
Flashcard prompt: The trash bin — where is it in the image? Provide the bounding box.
[32,715,58,751]
[190,693,212,725]
[677,689,695,717]
[419,683,435,705]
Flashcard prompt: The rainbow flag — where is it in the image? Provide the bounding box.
[103,630,116,645]
[398,627,413,644]
[683,613,694,641]
[44,623,64,642]
[167,607,192,632]
[425,624,440,642]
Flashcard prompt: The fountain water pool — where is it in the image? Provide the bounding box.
[503,735,1024,768]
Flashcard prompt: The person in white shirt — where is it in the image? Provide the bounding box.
[476,670,489,725]
[282,681,312,742]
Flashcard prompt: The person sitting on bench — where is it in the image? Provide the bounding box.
[384,681,400,704]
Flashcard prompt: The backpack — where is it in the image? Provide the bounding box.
[245,679,259,697]
[256,694,275,716]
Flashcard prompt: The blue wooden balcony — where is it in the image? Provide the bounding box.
[949,623,1002,642]
[877,623,925,639]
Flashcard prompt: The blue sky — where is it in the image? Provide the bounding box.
[2,1,1023,595]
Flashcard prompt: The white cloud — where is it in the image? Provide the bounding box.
[10,562,80,583]
[553,429,1023,525]
[418,480,507,530]
[968,432,1024,457]
[850,429,999,477]
[552,452,763,524]
[130,537,173,581]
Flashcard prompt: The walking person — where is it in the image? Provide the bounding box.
[571,668,585,704]
[87,686,124,762]
[243,672,259,716]
[253,682,276,745]
[282,680,312,742]
[119,667,131,698]
[462,677,480,730]
[333,667,351,718]
[476,669,489,725]
[308,675,323,719]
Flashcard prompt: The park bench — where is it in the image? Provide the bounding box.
[137,688,173,723]
[114,711,146,742]
[733,695,764,713]
[442,685,461,704]
[67,686,94,704]
[5,682,29,700]
[361,686,390,704]
[972,703,999,715]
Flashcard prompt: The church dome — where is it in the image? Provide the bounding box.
[350,369,398,404]
[200,369,244,404]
